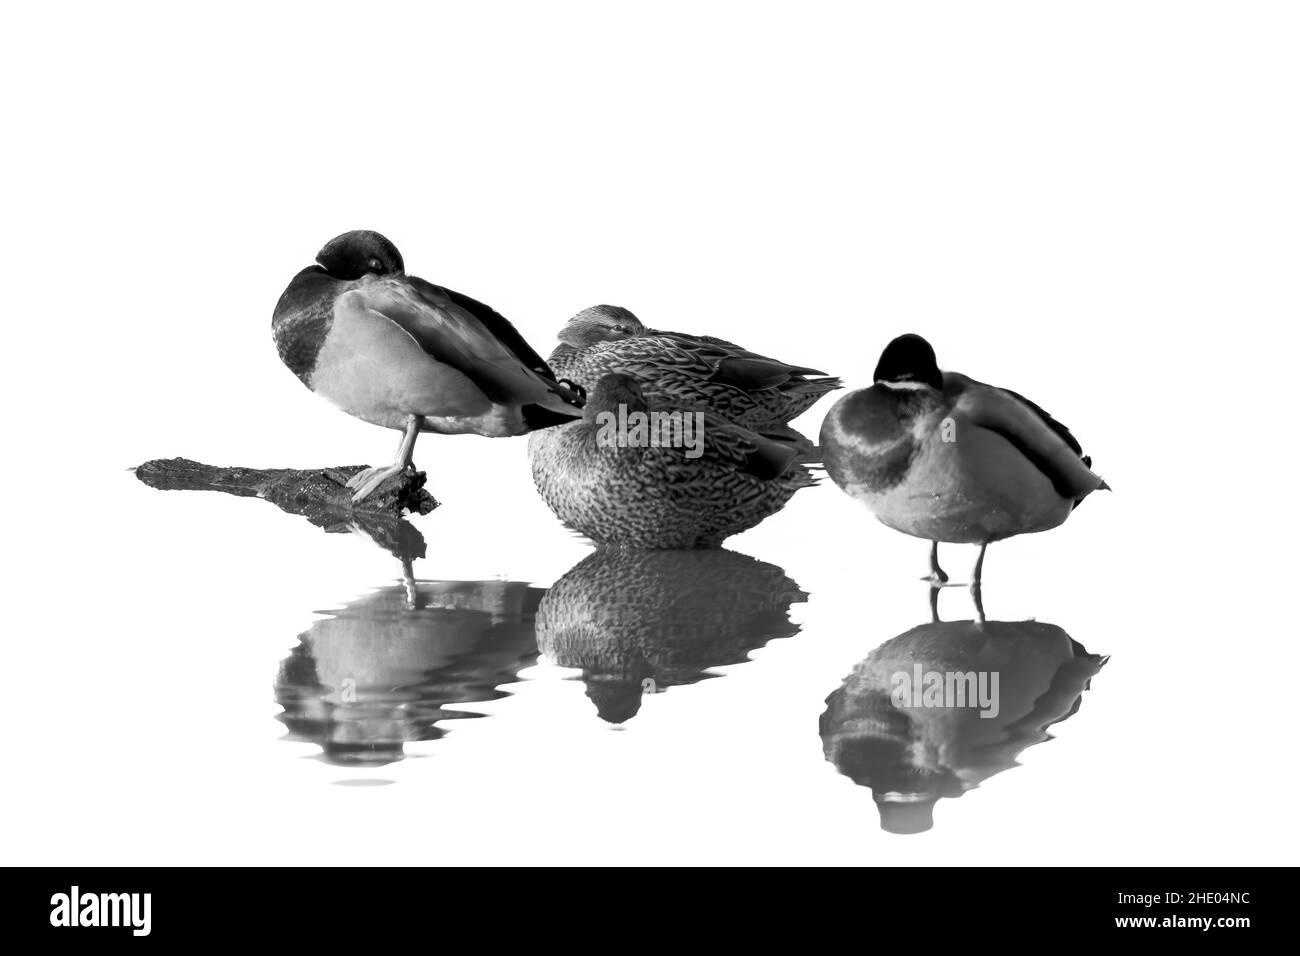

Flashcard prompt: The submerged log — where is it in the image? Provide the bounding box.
[132,457,437,561]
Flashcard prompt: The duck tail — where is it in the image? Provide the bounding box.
[1070,475,1111,510]
[521,374,586,430]
[552,377,587,405]
[743,435,801,480]
[521,403,582,430]
[805,375,844,390]
[781,376,843,398]
[755,425,822,465]
[785,463,821,490]
[534,373,584,409]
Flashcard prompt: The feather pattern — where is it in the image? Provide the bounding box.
[528,374,817,548]
[536,548,807,723]
[548,305,841,428]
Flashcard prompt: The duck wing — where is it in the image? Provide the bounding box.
[346,277,583,414]
[947,373,1106,500]
[650,329,835,385]
[981,382,1084,457]
[438,285,558,380]
[654,329,746,351]
[701,415,809,482]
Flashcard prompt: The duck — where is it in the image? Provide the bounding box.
[820,333,1109,588]
[272,230,584,503]
[528,373,817,548]
[547,305,841,429]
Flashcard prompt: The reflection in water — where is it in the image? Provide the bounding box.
[537,548,807,724]
[821,611,1105,834]
[275,580,542,766]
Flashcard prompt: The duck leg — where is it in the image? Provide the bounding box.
[970,542,988,624]
[970,541,988,587]
[402,555,418,611]
[921,540,950,585]
[347,415,423,504]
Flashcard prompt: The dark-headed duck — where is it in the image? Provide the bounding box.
[820,333,1108,587]
[272,230,584,502]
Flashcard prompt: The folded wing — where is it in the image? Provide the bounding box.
[949,373,1106,501]
[700,414,812,482]
[353,277,583,416]
[654,329,835,385]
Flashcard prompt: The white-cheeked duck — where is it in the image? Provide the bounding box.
[820,333,1109,588]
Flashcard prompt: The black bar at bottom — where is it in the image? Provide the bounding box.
[3,866,1279,941]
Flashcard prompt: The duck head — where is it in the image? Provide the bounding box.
[583,372,649,423]
[315,230,405,281]
[559,305,646,348]
[874,334,943,390]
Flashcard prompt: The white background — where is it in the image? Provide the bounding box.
[2,1,1297,865]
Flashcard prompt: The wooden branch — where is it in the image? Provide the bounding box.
[133,457,437,560]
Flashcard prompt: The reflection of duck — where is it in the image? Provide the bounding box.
[821,616,1105,834]
[537,548,807,723]
[547,305,841,428]
[275,580,542,766]
[529,374,817,548]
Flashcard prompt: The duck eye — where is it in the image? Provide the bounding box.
[367,257,384,272]
[613,325,628,333]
